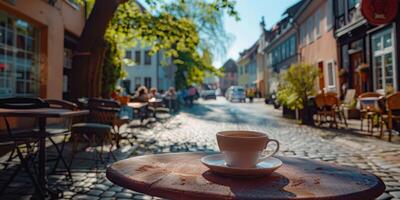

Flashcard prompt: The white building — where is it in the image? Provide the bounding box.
[120,46,176,94]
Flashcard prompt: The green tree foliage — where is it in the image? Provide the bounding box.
[96,0,237,94]
[277,63,318,110]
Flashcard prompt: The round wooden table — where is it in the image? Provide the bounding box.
[106,153,385,200]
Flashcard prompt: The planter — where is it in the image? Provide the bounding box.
[282,106,296,119]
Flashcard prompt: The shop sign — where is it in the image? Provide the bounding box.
[361,0,398,25]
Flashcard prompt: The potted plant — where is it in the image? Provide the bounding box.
[276,63,318,125]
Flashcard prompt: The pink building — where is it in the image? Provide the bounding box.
[296,0,340,94]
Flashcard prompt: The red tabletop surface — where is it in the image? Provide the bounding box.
[106,152,385,200]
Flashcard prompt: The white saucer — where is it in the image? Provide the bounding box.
[201,154,283,178]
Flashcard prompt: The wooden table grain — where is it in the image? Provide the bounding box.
[106,152,385,200]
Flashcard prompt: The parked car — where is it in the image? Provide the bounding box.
[226,86,246,102]
[201,90,217,100]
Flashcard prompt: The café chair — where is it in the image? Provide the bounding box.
[70,98,119,165]
[359,92,382,134]
[315,93,340,128]
[380,92,400,142]
[44,99,78,180]
[0,97,47,197]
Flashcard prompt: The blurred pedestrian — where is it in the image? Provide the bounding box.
[247,88,255,103]
[133,86,149,102]
[187,85,197,106]
[165,87,177,111]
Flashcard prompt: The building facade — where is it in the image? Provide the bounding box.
[263,3,301,94]
[121,46,175,94]
[334,0,400,96]
[296,0,339,94]
[219,59,238,95]
[0,0,86,100]
[237,43,258,89]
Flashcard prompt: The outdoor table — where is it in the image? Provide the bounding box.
[127,102,148,110]
[0,108,89,196]
[359,97,383,133]
[106,152,385,200]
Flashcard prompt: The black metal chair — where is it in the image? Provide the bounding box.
[0,97,48,198]
[44,99,78,180]
[70,98,120,166]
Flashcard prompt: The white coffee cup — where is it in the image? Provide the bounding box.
[216,131,280,168]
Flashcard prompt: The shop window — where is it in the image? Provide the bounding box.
[0,13,39,98]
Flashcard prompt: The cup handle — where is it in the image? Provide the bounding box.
[258,139,280,162]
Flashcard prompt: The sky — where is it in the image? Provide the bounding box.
[213,0,299,67]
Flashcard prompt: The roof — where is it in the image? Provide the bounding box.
[238,41,259,61]
[221,59,238,73]
[284,0,307,17]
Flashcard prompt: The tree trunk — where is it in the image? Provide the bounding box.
[70,0,126,99]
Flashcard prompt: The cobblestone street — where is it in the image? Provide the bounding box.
[1,97,400,199]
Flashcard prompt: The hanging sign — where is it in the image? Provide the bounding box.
[361,0,398,25]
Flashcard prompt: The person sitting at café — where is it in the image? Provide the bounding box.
[132,86,149,102]
[164,87,177,100]
[149,87,162,99]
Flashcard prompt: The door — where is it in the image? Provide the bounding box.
[318,61,325,91]
[350,51,363,95]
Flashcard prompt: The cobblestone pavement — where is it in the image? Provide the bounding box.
[0,97,399,199]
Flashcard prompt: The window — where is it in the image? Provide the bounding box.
[64,48,73,69]
[135,50,141,65]
[66,0,81,9]
[315,8,322,38]
[336,0,345,16]
[144,77,152,88]
[326,61,336,89]
[0,13,40,97]
[341,45,349,70]
[134,77,141,88]
[348,0,360,9]
[144,50,151,65]
[125,50,132,59]
[306,16,314,43]
[121,79,131,94]
[372,28,397,91]
[326,0,334,30]
[63,75,68,93]
[300,24,306,46]
[289,36,296,56]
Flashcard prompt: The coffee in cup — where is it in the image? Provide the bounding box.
[216,131,280,168]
